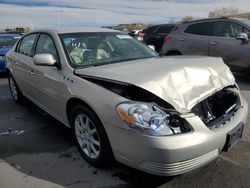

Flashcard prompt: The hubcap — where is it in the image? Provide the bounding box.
[10,77,18,100]
[75,114,101,159]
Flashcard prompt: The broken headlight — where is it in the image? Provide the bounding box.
[116,103,191,136]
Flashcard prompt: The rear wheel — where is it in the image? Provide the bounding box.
[8,75,24,104]
[70,105,113,167]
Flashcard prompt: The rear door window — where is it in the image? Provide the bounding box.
[184,22,210,36]
[17,34,37,57]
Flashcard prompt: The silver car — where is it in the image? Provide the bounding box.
[162,17,250,75]
[6,29,248,176]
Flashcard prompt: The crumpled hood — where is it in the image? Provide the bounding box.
[75,56,235,113]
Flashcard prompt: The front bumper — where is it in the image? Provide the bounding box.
[113,98,248,176]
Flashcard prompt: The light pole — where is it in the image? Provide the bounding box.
[29,16,34,30]
[53,9,62,29]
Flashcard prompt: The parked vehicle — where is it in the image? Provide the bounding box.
[143,24,176,52]
[129,30,143,41]
[162,17,250,75]
[0,33,21,73]
[6,29,248,176]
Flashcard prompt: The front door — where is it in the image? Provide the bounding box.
[31,33,68,122]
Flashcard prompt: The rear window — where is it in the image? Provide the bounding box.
[156,26,175,34]
[146,26,158,34]
[184,22,210,36]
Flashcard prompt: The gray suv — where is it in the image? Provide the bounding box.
[162,18,250,74]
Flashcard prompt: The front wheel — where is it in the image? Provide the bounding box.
[70,105,114,167]
[8,75,24,104]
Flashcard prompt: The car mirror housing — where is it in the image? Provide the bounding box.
[236,33,249,43]
[33,54,57,67]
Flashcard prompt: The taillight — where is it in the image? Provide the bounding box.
[164,35,172,42]
[139,32,145,38]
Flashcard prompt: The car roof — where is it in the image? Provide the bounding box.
[31,28,121,35]
[148,24,176,28]
[183,17,249,24]
[0,33,22,37]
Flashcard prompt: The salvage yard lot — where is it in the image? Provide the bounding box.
[0,75,250,188]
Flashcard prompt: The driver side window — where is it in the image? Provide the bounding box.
[35,34,59,62]
[243,27,250,38]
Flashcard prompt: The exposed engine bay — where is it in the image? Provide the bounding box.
[192,85,241,129]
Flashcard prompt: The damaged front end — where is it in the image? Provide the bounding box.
[78,75,191,136]
[192,85,241,129]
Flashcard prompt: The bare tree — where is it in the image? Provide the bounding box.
[25,27,32,33]
[209,6,239,17]
[181,16,195,22]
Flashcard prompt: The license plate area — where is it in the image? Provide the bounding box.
[223,122,244,152]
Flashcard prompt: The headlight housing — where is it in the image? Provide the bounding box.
[0,56,6,62]
[116,102,191,136]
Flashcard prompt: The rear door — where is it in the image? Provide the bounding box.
[11,33,39,98]
[209,21,250,73]
[180,22,210,55]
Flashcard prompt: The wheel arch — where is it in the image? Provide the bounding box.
[66,97,115,161]
[66,97,98,126]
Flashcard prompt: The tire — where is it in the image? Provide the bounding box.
[8,74,24,104]
[70,105,113,167]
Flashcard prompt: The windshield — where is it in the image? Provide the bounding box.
[60,32,158,68]
[0,36,20,49]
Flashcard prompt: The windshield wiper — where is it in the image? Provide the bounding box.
[76,56,158,69]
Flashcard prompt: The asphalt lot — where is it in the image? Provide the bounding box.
[0,74,250,188]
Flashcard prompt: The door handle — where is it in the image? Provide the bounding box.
[210,41,219,45]
[29,70,35,75]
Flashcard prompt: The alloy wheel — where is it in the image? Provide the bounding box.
[74,114,101,159]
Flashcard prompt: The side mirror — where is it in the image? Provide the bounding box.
[236,33,249,43]
[33,54,57,67]
[147,45,155,51]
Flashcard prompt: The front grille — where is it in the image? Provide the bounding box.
[192,85,241,129]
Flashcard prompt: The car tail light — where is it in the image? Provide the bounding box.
[139,32,145,38]
[164,35,172,42]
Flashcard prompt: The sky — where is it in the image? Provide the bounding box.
[0,0,249,29]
